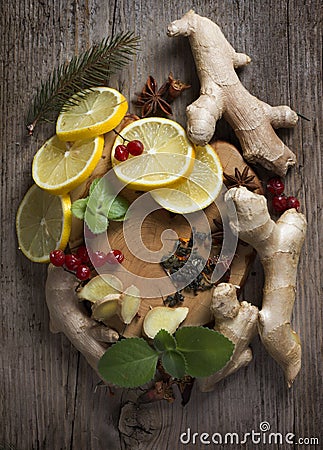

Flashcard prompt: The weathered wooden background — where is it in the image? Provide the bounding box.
[1,1,322,449]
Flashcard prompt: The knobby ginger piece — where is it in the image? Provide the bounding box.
[198,283,258,392]
[45,266,119,375]
[167,10,298,176]
[225,187,307,387]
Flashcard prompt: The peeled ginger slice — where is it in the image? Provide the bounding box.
[143,306,189,338]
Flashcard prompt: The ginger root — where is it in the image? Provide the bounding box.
[167,10,298,176]
[198,283,258,392]
[225,187,307,386]
[45,266,119,374]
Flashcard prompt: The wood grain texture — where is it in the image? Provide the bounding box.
[1,1,322,449]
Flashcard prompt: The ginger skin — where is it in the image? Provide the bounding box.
[167,10,298,176]
[225,187,307,387]
[198,283,258,392]
[46,265,119,374]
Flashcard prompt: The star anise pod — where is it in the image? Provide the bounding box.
[135,75,173,117]
[224,166,258,191]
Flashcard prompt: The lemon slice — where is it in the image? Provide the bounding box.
[150,144,223,213]
[16,184,71,263]
[111,117,195,190]
[56,87,128,141]
[32,134,104,195]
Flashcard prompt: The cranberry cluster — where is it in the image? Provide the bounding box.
[266,177,300,213]
[114,139,144,161]
[50,246,124,281]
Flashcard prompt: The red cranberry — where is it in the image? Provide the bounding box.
[114,144,129,161]
[76,245,90,264]
[127,140,144,156]
[65,254,81,271]
[50,249,65,266]
[106,249,124,264]
[76,265,91,281]
[90,250,108,268]
[272,195,288,212]
[287,196,300,211]
[267,177,285,195]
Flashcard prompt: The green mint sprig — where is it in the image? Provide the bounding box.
[98,327,234,388]
[71,178,129,233]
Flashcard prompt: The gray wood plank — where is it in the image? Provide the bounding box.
[1,1,321,449]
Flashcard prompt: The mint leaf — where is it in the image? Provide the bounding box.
[108,195,129,220]
[175,327,234,378]
[85,178,111,233]
[89,178,101,195]
[98,338,159,388]
[71,198,88,220]
[162,350,186,379]
[84,177,129,232]
[154,329,176,352]
[88,178,112,216]
[84,204,109,234]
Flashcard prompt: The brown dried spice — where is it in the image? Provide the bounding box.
[134,73,190,118]
[224,166,258,191]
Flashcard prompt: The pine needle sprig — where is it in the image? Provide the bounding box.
[26,31,140,134]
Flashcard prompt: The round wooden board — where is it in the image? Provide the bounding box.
[55,121,263,339]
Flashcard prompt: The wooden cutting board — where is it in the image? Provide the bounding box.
[66,118,263,338]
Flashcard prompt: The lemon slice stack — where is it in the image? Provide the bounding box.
[111,118,223,213]
[17,87,128,262]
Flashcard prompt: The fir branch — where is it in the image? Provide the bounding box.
[26,32,140,134]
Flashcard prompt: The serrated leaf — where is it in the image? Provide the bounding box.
[88,178,112,214]
[108,195,129,220]
[85,178,111,233]
[175,327,234,378]
[162,350,187,379]
[154,329,176,352]
[84,205,109,234]
[98,338,159,388]
[71,197,89,220]
[89,178,101,195]
[85,178,128,232]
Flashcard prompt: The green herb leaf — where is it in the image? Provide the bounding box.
[175,327,234,377]
[89,178,101,195]
[107,196,129,220]
[71,198,89,220]
[98,338,159,388]
[161,350,187,379]
[84,178,129,232]
[88,178,112,214]
[154,329,176,352]
[84,205,109,234]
